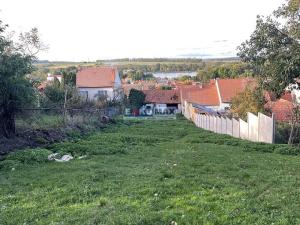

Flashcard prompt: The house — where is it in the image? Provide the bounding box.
[122,81,156,96]
[265,92,295,122]
[287,78,300,103]
[215,78,256,111]
[180,78,255,118]
[180,81,220,119]
[139,89,181,115]
[76,67,122,100]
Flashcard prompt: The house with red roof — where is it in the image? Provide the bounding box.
[181,78,255,117]
[215,78,256,110]
[76,67,121,100]
[265,92,295,122]
[139,89,181,115]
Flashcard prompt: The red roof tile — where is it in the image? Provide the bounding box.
[177,84,202,101]
[281,92,293,102]
[143,90,181,104]
[265,99,294,122]
[183,84,220,106]
[76,67,116,88]
[217,78,255,103]
[122,82,156,96]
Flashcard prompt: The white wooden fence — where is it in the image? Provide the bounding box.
[191,112,275,144]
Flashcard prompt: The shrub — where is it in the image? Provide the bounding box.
[6,148,52,164]
[274,145,300,155]
[0,160,20,170]
[275,122,300,144]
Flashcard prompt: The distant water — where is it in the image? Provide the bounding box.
[152,71,197,79]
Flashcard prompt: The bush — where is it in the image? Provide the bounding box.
[274,145,300,155]
[275,122,300,144]
[6,148,52,164]
[0,160,20,170]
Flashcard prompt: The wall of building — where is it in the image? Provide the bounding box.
[79,87,114,100]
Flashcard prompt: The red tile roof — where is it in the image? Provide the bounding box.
[183,84,220,106]
[177,84,203,101]
[264,91,276,102]
[281,92,293,102]
[122,82,156,96]
[143,90,181,104]
[217,78,255,103]
[76,67,116,88]
[265,99,294,122]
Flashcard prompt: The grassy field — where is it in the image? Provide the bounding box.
[1,119,300,224]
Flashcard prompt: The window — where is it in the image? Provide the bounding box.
[98,90,108,97]
[79,91,88,101]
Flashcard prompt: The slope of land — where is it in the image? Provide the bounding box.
[0,119,300,224]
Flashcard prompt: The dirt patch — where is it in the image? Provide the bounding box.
[0,123,109,157]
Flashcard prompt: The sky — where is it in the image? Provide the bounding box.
[1,0,285,61]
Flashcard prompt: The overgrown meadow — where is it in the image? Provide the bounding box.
[1,119,300,224]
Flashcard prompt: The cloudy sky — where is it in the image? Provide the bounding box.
[1,0,285,61]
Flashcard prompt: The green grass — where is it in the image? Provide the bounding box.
[1,119,300,224]
[16,114,64,130]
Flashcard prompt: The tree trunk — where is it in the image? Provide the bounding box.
[288,121,295,145]
[63,88,68,124]
[0,104,16,138]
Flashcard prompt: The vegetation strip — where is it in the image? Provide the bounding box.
[1,119,300,224]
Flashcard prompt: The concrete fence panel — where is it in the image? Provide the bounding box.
[213,116,218,132]
[232,118,240,138]
[182,104,275,143]
[248,112,259,142]
[239,119,249,140]
[199,114,202,128]
[211,116,216,132]
[258,113,274,143]
[200,115,204,128]
[205,115,209,129]
[221,117,227,134]
[216,116,222,134]
[226,118,233,136]
[209,116,214,132]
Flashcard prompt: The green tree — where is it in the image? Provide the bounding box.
[231,88,266,120]
[43,78,65,105]
[237,0,300,97]
[0,21,44,137]
[61,67,77,86]
[128,89,145,110]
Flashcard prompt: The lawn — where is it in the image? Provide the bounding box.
[0,119,300,225]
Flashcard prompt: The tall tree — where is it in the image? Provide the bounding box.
[128,89,145,110]
[0,21,44,137]
[238,0,300,144]
[237,0,300,97]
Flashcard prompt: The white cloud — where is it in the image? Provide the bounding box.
[0,0,285,61]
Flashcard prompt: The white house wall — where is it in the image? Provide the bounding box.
[79,87,114,100]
